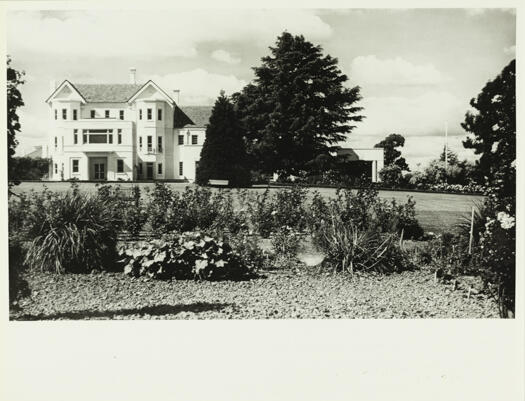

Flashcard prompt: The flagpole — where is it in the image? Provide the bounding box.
[444,122,448,183]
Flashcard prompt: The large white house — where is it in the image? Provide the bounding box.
[44,69,383,182]
[45,69,211,181]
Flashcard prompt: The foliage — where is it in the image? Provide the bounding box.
[196,92,250,187]
[7,56,25,189]
[226,232,270,272]
[118,232,252,280]
[235,32,364,176]
[9,237,31,305]
[9,157,50,181]
[378,164,403,187]
[145,183,246,235]
[123,186,147,236]
[462,59,515,195]
[270,226,302,267]
[307,187,423,240]
[312,209,411,274]
[374,133,409,171]
[23,189,119,273]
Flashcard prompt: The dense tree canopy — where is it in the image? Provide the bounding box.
[462,59,515,197]
[235,32,364,176]
[7,56,25,186]
[196,92,250,187]
[9,157,50,181]
[374,133,409,171]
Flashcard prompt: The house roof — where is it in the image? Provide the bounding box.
[72,83,143,103]
[174,106,213,128]
[25,146,43,159]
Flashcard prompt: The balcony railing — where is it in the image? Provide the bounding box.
[139,146,162,154]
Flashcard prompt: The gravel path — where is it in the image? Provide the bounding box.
[11,269,498,320]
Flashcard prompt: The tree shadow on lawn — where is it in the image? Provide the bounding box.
[13,302,233,321]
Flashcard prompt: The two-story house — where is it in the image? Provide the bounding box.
[45,69,212,181]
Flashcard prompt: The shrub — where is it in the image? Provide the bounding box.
[9,237,31,305]
[123,186,147,237]
[312,209,411,274]
[118,232,252,280]
[24,190,119,273]
[226,232,269,272]
[379,164,403,187]
[270,226,302,267]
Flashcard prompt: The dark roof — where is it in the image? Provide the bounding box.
[73,83,143,103]
[174,106,213,128]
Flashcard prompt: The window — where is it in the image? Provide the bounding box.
[191,135,198,145]
[178,135,184,145]
[105,110,110,118]
[81,129,114,144]
[108,134,113,144]
[157,109,162,121]
[147,108,152,120]
[119,110,124,120]
[83,134,87,144]
[147,136,152,152]
[139,109,142,120]
[139,137,143,148]
[72,159,79,173]
[157,163,163,175]
[89,135,107,144]
[54,109,57,120]
[179,161,183,176]
[91,110,95,118]
[158,136,163,152]
[54,137,57,149]
[62,109,67,120]
[118,133,122,144]
[74,133,78,144]
[73,109,78,120]
[117,159,124,173]
[54,163,58,174]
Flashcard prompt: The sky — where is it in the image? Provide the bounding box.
[6,8,516,169]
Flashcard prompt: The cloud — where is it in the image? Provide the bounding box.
[7,10,332,59]
[350,55,448,86]
[503,45,516,56]
[211,49,241,65]
[148,69,247,105]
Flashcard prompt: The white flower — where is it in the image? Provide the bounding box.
[491,94,502,103]
[497,211,515,230]
[492,124,500,131]
[271,210,277,216]
[491,141,499,152]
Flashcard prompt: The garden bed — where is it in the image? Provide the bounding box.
[11,268,497,320]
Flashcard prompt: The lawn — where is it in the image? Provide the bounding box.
[12,181,483,234]
[11,267,497,320]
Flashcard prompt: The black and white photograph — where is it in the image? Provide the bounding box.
[1,2,523,400]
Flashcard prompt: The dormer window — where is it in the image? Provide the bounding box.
[119,110,124,120]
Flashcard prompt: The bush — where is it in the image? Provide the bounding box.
[123,186,147,236]
[379,164,403,188]
[24,190,119,273]
[312,209,411,274]
[118,232,253,280]
[270,226,302,267]
[226,232,269,272]
[9,237,30,305]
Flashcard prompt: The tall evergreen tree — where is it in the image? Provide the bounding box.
[196,92,250,187]
[7,56,25,188]
[235,32,364,176]
[462,59,515,196]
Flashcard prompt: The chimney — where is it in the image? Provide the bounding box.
[129,68,136,85]
[49,80,57,94]
[173,89,180,104]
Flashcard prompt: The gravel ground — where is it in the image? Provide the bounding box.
[11,268,498,320]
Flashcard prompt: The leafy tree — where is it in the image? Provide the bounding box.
[235,32,364,176]
[196,91,250,187]
[374,133,409,171]
[462,59,515,197]
[7,56,25,188]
